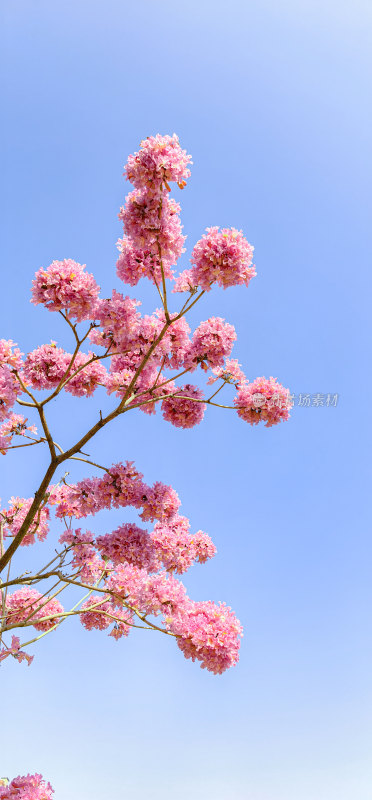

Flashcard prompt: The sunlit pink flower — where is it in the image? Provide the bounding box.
[190,227,255,291]
[234,376,293,427]
[31,259,100,321]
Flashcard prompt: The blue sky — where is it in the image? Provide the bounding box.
[1,1,371,798]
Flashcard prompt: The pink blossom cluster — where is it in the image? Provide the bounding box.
[0,340,23,422]
[234,376,293,427]
[189,226,256,291]
[169,600,243,674]
[115,134,192,286]
[59,528,105,583]
[96,523,159,571]
[105,566,242,673]
[0,774,54,799]
[23,343,106,397]
[125,133,192,193]
[1,497,50,546]
[49,462,145,519]
[150,515,216,574]
[80,595,133,638]
[0,414,37,454]
[184,317,237,371]
[118,191,186,281]
[31,259,100,321]
[6,588,64,631]
[207,358,247,388]
[161,384,206,428]
[89,290,141,351]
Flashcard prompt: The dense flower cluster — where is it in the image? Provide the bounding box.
[234,376,293,427]
[169,601,243,674]
[161,384,206,428]
[6,588,64,631]
[31,259,100,321]
[151,515,216,574]
[124,133,192,193]
[0,340,23,422]
[0,774,54,799]
[1,497,50,546]
[190,227,256,291]
[119,191,186,277]
[58,528,105,583]
[23,343,106,397]
[96,523,159,571]
[184,317,236,371]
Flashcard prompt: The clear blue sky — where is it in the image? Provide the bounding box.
[1,2,371,798]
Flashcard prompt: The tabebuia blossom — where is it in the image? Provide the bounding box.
[31,259,100,321]
[161,384,206,428]
[168,600,243,674]
[190,226,256,291]
[116,235,174,286]
[59,528,105,584]
[23,344,106,396]
[96,523,159,571]
[0,414,37,454]
[172,268,197,294]
[90,290,141,351]
[0,773,54,799]
[207,358,247,388]
[234,376,293,427]
[6,588,64,631]
[125,133,192,192]
[119,190,186,270]
[140,481,181,523]
[0,340,23,421]
[1,497,50,546]
[151,515,216,574]
[184,317,237,371]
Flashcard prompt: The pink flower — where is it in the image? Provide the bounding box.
[2,497,49,546]
[96,523,159,571]
[59,528,105,583]
[63,352,107,397]
[89,291,141,351]
[0,636,33,667]
[140,481,181,523]
[161,384,206,428]
[207,358,247,388]
[0,773,54,799]
[151,515,216,574]
[124,134,192,192]
[234,376,293,427]
[0,339,23,371]
[190,227,256,291]
[172,269,197,294]
[119,190,186,268]
[0,342,23,420]
[156,311,191,369]
[0,414,37,455]
[184,317,236,371]
[31,259,100,321]
[6,588,64,631]
[169,600,243,674]
[80,595,113,631]
[116,236,174,286]
[22,342,67,390]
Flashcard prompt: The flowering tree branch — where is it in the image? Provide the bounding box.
[0,132,293,797]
